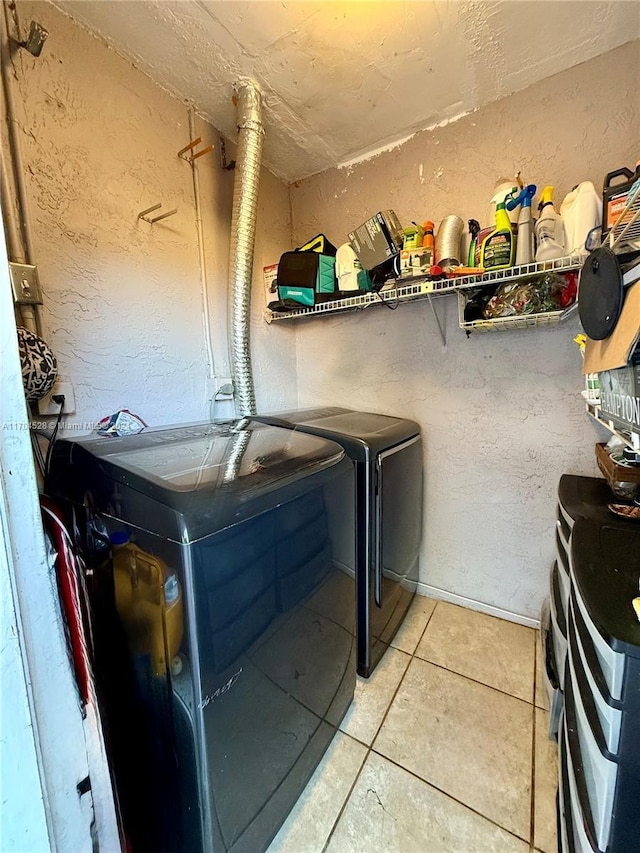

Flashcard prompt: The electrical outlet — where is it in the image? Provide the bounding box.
[38,379,76,415]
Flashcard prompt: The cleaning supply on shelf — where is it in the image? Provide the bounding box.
[561,181,602,256]
[480,192,516,270]
[489,181,519,226]
[435,215,464,271]
[472,226,493,266]
[535,186,565,261]
[422,221,435,265]
[467,219,481,266]
[506,185,536,265]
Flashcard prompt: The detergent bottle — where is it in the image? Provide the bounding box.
[480,193,516,270]
[111,532,184,677]
[535,186,565,261]
[506,185,536,265]
[560,181,602,256]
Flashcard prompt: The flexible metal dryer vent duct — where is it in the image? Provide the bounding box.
[229,80,264,417]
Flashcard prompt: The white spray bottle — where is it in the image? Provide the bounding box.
[535,186,565,261]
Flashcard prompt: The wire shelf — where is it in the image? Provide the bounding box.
[264,254,586,324]
[456,297,568,333]
[586,402,640,451]
[264,278,435,323]
[455,255,583,332]
[434,253,585,294]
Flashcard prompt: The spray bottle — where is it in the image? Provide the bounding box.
[489,181,520,226]
[506,185,536,265]
[535,186,565,261]
[467,219,481,266]
[480,191,516,270]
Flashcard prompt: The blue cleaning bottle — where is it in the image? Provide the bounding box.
[506,184,537,265]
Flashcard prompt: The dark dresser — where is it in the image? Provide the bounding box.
[541,476,619,739]
[543,475,640,852]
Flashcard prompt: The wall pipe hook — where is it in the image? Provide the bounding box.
[178,137,214,164]
[137,203,177,224]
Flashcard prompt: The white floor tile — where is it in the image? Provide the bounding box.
[389,594,437,655]
[375,657,533,841]
[268,732,366,853]
[339,648,410,745]
[327,752,529,853]
[416,601,536,702]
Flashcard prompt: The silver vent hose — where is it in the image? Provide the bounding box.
[223,427,251,484]
[229,80,264,417]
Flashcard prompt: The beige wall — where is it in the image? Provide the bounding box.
[12,1,296,428]
[290,40,640,621]
[10,4,640,622]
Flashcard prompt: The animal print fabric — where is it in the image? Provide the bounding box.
[17,326,58,401]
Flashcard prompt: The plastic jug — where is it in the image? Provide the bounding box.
[560,181,602,255]
[111,533,184,677]
[602,164,640,237]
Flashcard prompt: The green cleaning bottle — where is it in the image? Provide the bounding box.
[480,198,516,270]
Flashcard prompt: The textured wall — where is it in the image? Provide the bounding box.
[290,41,640,622]
[13,1,296,429]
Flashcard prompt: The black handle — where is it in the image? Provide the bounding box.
[374,467,382,608]
[603,167,633,192]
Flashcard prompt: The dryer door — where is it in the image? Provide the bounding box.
[374,435,422,607]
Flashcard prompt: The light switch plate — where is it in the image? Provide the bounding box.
[9,263,43,305]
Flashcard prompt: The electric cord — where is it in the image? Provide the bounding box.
[31,429,46,478]
[370,259,399,309]
[45,394,65,475]
[374,287,399,310]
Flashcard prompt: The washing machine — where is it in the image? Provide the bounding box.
[46,419,356,853]
[253,408,422,677]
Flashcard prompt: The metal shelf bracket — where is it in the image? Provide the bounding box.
[137,203,178,224]
[178,137,214,164]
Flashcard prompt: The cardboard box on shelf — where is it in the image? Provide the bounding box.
[263,263,279,306]
[348,210,404,271]
[583,281,640,374]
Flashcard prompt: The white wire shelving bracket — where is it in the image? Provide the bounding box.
[264,254,586,330]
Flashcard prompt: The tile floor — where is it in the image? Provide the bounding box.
[268,597,558,853]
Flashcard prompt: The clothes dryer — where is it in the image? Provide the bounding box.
[253,408,422,677]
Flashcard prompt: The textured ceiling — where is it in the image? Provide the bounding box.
[54,1,640,183]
